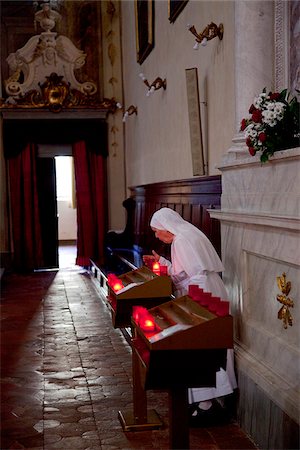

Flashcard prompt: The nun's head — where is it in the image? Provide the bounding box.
[150,208,184,243]
[151,226,174,244]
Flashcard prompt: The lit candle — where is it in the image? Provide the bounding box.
[143,318,156,331]
[113,281,123,292]
[132,306,157,332]
[107,273,124,292]
[152,261,160,275]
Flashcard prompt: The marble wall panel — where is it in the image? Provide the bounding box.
[212,147,300,431]
[220,148,300,215]
[238,370,299,450]
[220,219,300,425]
[221,192,300,216]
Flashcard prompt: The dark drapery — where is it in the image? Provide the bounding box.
[4,119,108,270]
[4,119,108,158]
[73,140,106,267]
[8,142,44,271]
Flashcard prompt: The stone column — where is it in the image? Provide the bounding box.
[211,3,300,447]
[226,0,274,161]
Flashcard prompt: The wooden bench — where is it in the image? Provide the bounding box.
[107,175,222,258]
[91,174,221,295]
[91,174,222,341]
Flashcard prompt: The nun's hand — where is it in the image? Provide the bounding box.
[151,250,160,261]
[143,250,160,266]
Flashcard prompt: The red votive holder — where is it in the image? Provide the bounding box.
[142,318,156,332]
[216,300,230,317]
[107,273,124,292]
[188,285,200,296]
[113,281,123,292]
[192,289,206,301]
[160,265,168,276]
[196,291,212,306]
[107,273,117,285]
[207,297,221,313]
[132,306,146,323]
[152,261,160,275]
[132,306,157,332]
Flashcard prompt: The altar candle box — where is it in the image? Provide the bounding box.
[106,265,172,328]
[131,295,233,390]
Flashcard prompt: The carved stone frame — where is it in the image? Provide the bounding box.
[275,1,299,97]
[274,0,290,92]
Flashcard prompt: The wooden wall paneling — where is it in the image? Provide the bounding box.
[127,175,221,256]
[191,203,201,225]
[135,201,143,246]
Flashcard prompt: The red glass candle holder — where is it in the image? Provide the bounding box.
[132,306,158,332]
[195,291,212,306]
[107,273,124,292]
[188,285,199,296]
[160,265,168,276]
[113,281,123,292]
[142,317,156,332]
[216,300,230,316]
[207,297,221,313]
[132,306,147,323]
[192,289,207,301]
[152,261,160,275]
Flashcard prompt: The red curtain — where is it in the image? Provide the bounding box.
[8,142,43,271]
[73,140,106,267]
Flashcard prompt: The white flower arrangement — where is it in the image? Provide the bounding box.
[240,88,299,162]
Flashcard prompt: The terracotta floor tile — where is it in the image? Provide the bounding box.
[1,266,257,450]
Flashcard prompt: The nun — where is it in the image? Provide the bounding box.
[143,207,237,425]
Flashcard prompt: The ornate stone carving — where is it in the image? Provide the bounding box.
[1,72,118,113]
[274,0,289,91]
[2,3,102,112]
[34,3,61,32]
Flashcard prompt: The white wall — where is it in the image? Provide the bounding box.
[121,0,235,188]
[57,200,77,241]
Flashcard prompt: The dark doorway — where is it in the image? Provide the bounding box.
[36,157,59,269]
[4,117,108,272]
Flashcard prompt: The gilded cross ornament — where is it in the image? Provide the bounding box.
[276,273,294,329]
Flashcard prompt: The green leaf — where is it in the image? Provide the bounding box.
[260,152,269,163]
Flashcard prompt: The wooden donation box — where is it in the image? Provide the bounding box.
[118,290,233,449]
[106,265,172,328]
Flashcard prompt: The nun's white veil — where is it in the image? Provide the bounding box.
[150,208,224,273]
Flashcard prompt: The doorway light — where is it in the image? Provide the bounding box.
[55,156,74,203]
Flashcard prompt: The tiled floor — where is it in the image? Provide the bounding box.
[1,264,258,450]
[58,242,77,268]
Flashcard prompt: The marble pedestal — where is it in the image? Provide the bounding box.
[210,147,300,449]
